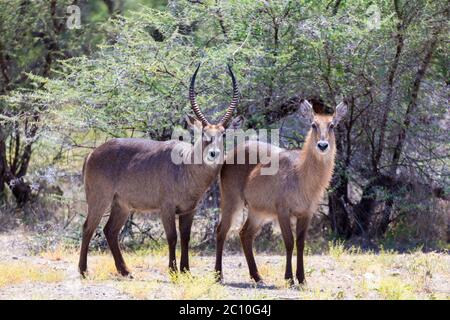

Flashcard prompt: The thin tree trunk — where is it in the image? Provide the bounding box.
[390,27,443,173]
[328,98,354,238]
[328,177,352,238]
[373,0,405,171]
[0,126,7,200]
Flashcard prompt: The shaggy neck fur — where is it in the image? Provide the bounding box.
[295,130,336,206]
[181,139,221,197]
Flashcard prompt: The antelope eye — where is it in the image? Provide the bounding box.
[311,123,317,129]
[329,123,334,129]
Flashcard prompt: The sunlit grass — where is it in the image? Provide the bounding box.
[0,262,65,288]
[12,241,449,300]
[83,252,151,281]
[328,240,346,260]
[85,254,119,281]
[406,251,446,293]
[258,262,290,288]
[116,280,159,299]
[377,277,416,300]
[299,287,336,300]
[169,271,227,299]
[40,245,78,262]
[80,245,174,281]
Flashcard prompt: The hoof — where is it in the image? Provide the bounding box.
[79,268,88,279]
[285,278,295,287]
[214,271,224,283]
[119,269,133,278]
[253,277,265,286]
[251,272,264,284]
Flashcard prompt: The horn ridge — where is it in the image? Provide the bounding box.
[189,63,210,126]
[220,64,240,127]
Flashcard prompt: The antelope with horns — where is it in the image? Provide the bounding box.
[215,100,347,284]
[79,64,243,277]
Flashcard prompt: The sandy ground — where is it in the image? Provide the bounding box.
[0,232,449,300]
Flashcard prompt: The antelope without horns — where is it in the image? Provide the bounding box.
[78,64,242,277]
[215,100,347,284]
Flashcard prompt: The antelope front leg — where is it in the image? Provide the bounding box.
[161,212,178,272]
[179,211,195,272]
[296,216,311,284]
[278,214,294,284]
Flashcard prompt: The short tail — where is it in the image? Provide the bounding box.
[81,153,91,185]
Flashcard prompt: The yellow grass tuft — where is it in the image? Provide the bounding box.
[0,262,65,288]
[328,240,346,260]
[258,263,287,288]
[406,251,445,292]
[85,255,119,281]
[84,251,155,281]
[116,280,159,299]
[377,277,416,300]
[40,245,78,262]
[300,287,336,300]
[169,271,227,299]
[11,242,447,300]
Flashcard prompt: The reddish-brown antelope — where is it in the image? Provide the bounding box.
[79,64,242,277]
[215,100,347,284]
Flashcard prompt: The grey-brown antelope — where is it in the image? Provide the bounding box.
[79,64,242,277]
[215,100,347,284]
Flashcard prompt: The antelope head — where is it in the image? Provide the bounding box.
[186,64,243,165]
[299,100,348,157]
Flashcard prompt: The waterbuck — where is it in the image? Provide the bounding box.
[215,100,347,284]
[79,64,243,277]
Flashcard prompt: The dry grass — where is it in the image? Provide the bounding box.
[116,280,160,299]
[40,244,78,262]
[0,262,65,288]
[377,277,415,299]
[169,271,227,299]
[316,242,450,300]
[1,240,448,300]
[83,252,155,281]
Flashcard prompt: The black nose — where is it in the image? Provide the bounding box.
[317,142,329,151]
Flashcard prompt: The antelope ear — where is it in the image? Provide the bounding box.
[299,99,314,121]
[228,115,244,130]
[185,114,203,131]
[333,102,348,124]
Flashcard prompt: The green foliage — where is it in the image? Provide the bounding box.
[22,0,394,135]
[1,0,448,245]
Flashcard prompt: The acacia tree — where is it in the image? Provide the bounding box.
[0,0,114,205]
[343,0,449,238]
[6,0,449,243]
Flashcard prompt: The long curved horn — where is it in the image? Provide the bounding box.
[189,63,210,126]
[219,64,240,127]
